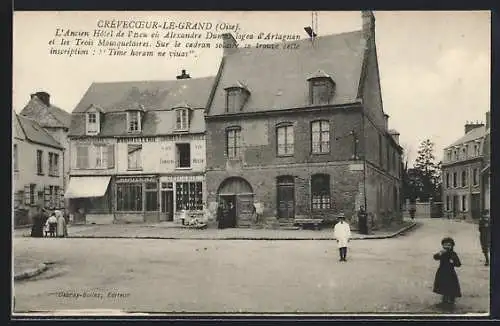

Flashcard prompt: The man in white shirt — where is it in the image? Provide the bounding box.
[333,213,352,262]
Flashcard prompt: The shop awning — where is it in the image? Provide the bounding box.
[64,176,111,199]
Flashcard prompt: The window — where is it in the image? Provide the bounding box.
[454,150,459,161]
[473,168,479,185]
[87,112,98,134]
[225,87,250,113]
[36,150,43,174]
[474,143,480,156]
[311,121,330,154]
[145,182,158,211]
[277,124,294,156]
[464,144,469,158]
[127,144,142,170]
[95,146,108,168]
[116,183,143,211]
[226,127,241,159]
[461,170,467,187]
[49,152,59,176]
[76,146,89,168]
[176,182,203,211]
[175,143,191,168]
[29,184,36,205]
[311,174,331,210]
[446,196,450,211]
[462,147,467,159]
[310,80,333,105]
[127,111,141,132]
[37,190,44,204]
[53,186,60,208]
[445,173,450,189]
[461,194,467,212]
[453,172,457,188]
[175,109,189,131]
[13,144,18,171]
[446,150,452,162]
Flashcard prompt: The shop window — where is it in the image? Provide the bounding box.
[145,182,159,211]
[176,143,191,168]
[311,120,330,154]
[116,183,143,211]
[176,182,203,211]
[311,174,331,210]
[127,144,142,170]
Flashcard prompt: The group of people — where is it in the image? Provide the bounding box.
[30,207,68,238]
[332,208,491,311]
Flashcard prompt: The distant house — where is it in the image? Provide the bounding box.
[66,73,214,224]
[20,91,71,189]
[204,11,403,227]
[441,112,490,220]
[13,113,65,224]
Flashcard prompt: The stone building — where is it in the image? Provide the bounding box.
[13,113,65,224]
[441,111,489,220]
[20,91,71,189]
[205,11,403,227]
[66,73,214,224]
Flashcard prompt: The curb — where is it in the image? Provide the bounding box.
[65,222,418,241]
[14,263,48,281]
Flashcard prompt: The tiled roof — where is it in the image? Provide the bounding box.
[73,77,216,113]
[446,126,487,148]
[15,114,63,149]
[207,30,366,115]
[68,108,205,137]
[20,96,71,128]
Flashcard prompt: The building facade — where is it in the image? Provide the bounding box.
[66,75,214,224]
[20,91,71,190]
[441,112,489,220]
[480,111,490,214]
[205,11,403,227]
[13,113,65,224]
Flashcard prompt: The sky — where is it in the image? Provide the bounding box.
[12,11,491,165]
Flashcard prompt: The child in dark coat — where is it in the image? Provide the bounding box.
[433,237,462,307]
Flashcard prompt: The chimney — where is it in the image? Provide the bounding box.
[361,10,375,41]
[464,121,484,134]
[176,69,191,80]
[485,111,490,129]
[222,33,238,56]
[383,113,389,131]
[389,130,400,144]
[31,91,50,106]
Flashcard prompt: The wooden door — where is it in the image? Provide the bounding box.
[161,191,174,221]
[277,184,295,219]
[236,194,254,226]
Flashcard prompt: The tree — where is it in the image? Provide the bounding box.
[412,139,441,202]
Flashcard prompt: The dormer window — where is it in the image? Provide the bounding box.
[85,108,101,135]
[225,82,250,113]
[307,70,335,105]
[127,111,142,133]
[175,108,189,131]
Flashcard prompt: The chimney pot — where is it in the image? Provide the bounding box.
[33,91,50,106]
[176,69,191,80]
[383,113,389,130]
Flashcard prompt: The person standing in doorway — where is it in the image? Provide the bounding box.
[228,202,236,228]
[478,210,490,266]
[357,206,368,235]
[333,213,351,262]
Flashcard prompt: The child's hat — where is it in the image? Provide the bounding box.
[441,237,455,246]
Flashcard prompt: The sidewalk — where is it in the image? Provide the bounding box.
[16,220,418,240]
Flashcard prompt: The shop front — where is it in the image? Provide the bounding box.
[159,174,205,223]
[65,175,113,224]
[114,175,160,223]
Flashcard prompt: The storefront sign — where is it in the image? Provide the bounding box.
[116,176,157,183]
[160,175,204,182]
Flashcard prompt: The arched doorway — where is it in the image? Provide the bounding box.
[217,177,254,227]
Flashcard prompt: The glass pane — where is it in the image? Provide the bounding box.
[277,127,285,145]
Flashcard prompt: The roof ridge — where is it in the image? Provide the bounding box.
[90,75,216,86]
[17,114,63,147]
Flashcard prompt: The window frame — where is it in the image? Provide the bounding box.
[36,150,43,175]
[461,194,467,212]
[175,181,203,211]
[145,182,159,212]
[175,108,190,131]
[226,126,242,159]
[175,143,191,169]
[453,172,458,188]
[86,112,99,134]
[95,145,108,169]
[116,182,143,212]
[311,120,330,154]
[76,145,89,169]
[461,170,468,188]
[311,174,331,210]
[473,168,479,186]
[276,123,295,157]
[127,144,143,170]
[309,78,333,105]
[127,111,142,133]
[445,172,450,189]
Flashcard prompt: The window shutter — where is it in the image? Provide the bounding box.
[107,144,115,168]
[44,186,50,208]
[24,185,30,205]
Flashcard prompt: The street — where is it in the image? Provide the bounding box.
[12,219,489,314]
